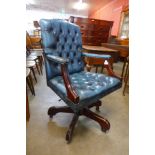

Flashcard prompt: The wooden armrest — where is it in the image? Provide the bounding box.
[61,64,79,104]
[104,60,122,81]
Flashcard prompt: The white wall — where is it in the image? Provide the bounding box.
[26,10,88,35]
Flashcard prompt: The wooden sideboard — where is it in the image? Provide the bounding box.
[69,16,113,46]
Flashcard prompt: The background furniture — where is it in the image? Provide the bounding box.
[101,39,129,77]
[26,60,38,83]
[26,93,30,121]
[83,45,119,72]
[26,68,35,96]
[69,16,113,46]
[26,31,42,49]
[40,19,122,143]
[33,20,41,36]
[26,47,43,75]
[26,55,42,75]
[123,57,129,95]
[26,32,44,73]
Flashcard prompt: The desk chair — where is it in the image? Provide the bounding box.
[40,19,122,143]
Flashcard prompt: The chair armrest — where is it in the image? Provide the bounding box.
[82,52,111,59]
[104,60,122,81]
[46,55,69,64]
[82,52,122,80]
[46,54,79,104]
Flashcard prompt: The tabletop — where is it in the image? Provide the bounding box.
[82,45,119,53]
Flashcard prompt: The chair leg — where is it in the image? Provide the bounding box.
[66,114,79,143]
[86,65,91,72]
[95,66,98,73]
[26,78,34,95]
[48,106,74,118]
[121,57,127,78]
[83,108,110,132]
[48,102,109,143]
[101,66,104,73]
[38,56,43,75]
[26,73,35,96]
[35,61,40,75]
[123,63,129,96]
[30,67,37,83]
[29,72,35,95]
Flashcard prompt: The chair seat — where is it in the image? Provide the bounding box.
[30,51,43,57]
[26,60,36,67]
[49,71,122,106]
[26,55,38,61]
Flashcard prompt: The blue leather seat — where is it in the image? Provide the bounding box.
[49,71,121,110]
[39,19,122,143]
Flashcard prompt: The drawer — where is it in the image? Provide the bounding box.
[81,30,88,37]
[75,22,95,30]
[95,25,111,32]
[74,17,99,24]
[82,37,88,43]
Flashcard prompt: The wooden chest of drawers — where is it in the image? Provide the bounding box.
[69,16,113,46]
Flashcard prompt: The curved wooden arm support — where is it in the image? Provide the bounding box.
[104,60,122,81]
[61,64,79,104]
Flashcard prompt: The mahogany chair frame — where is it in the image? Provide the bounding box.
[47,58,122,143]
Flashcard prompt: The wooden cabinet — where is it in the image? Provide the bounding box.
[69,16,113,46]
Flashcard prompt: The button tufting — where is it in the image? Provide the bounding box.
[66,53,69,57]
[62,45,64,50]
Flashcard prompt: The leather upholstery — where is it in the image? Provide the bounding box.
[82,52,111,59]
[40,19,84,81]
[46,54,69,64]
[48,71,121,111]
[40,19,122,112]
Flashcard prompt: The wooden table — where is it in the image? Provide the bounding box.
[82,45,119,72]
[101,43,129,58]
[101,43,129,77]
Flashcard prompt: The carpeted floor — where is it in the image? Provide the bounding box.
[26,62,129,155]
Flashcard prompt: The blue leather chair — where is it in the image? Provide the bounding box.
[39,19,122,143]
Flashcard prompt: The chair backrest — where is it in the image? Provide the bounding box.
[39,19,84,80]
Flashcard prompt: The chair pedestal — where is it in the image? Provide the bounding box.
[48,101,110,143]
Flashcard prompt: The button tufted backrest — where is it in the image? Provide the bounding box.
[40,19,84,81]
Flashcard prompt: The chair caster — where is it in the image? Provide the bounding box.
[101,127,109,133]
[48,106,57,118]
[101,121,110,133]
